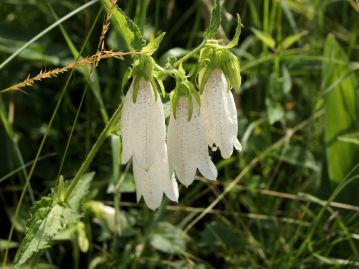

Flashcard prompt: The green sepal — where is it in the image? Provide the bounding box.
[170,90,181,119]
[132,76,140,103]
[189,82,201,111]
[150,79,160,101]
[186,93,193,121]
[199,67,213,94]
[142,32,166,54]
[224,14,243,49]
[204,0,221,40]
[132,55,155,81]
[223,51,241,90]
[157,79,166,97]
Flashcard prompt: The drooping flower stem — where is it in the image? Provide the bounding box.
[64,102,123,201]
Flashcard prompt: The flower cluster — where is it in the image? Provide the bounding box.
[120,45,242,210]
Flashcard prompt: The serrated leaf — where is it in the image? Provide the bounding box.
[224,14,242,48]
[251,28,276,49]
[102,0,143,51]
[204,0,221,40]
[142,32,166,54]
[280,31,307,50]
[323,34,359,183]
[14,172,94,266]
[14,198,79,266]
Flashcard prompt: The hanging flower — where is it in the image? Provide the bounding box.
[133,148,179,210]
[201,68,242,158]
[197,45,242,159]
[120,76,166,170]
[120,55,179,210]
[168,84,217,187]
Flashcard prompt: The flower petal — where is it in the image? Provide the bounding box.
[168,97,218,187]
[198,158,217,180]
[202,68,241,158]
[133,146,178,210]
[120,78,166,169]
[120,86,135,164]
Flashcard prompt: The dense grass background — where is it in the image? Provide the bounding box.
[1,0,359,268]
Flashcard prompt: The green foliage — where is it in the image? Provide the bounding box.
[251,27,276,50]
[323,35,359,183]
[279,31,308,50]
[13,173,94,266]
[142,32,166,54]
[14,198,79,266]
[102,0,143,51]
[204,0,221,40]
[1,0,359,268]
[224,14,242,49]
[150,222,188,255]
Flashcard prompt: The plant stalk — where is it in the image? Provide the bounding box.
[64,102,123,200]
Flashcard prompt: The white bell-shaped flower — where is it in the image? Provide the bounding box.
[202,68,242,158]
[133,147,179,210]
[167,97,217,187]
[120,78,166,170]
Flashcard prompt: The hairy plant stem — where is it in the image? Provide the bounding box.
[173,42,205,68]
[64,102,123,200]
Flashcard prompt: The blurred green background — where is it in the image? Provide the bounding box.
[0,0,359,268]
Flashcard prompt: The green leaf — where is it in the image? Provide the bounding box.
[200,220,243,251]
[14,173,95,266]
[323,34,359,183]
[14,197,79,266]
[251,28,276,49]
[279,31,307,50]
[0,239,18,250]
[67,172,95,211]
[141,32,166,54]
[224,14,242,48]
[338,132,359,145]
[274,145,319,171]
[282,65,292,94]
[266,98,284,124]
[102,0,143,51]
[204,0,221,40]
[150,222,188,254]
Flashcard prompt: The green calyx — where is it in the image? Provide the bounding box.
[198,45,241,93]
[171,78,200,121]
[131,55,159,103]
[131,55,155,81]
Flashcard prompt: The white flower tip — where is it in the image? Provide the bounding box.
[234,138,242,152]
[198,161,218,180]
[142,192,163,210]
[146,202,161,211]
[164,175,179,202]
